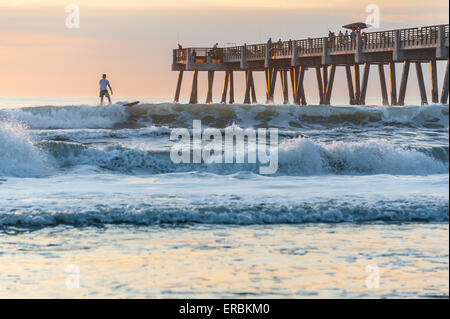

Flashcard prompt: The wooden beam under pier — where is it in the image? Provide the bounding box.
[268,68,278,103]
[250,71,257,104]
[430,59,439,103]
[415,62,428,105]
[325,65,336,105]
[174,70,184,103]
[290,67,298,103]
[229,71,235,104]
[265,68,272,104]
[354,64,361,104]
[206,70,215,104]
[315,67,325,104]
[281,70,289,104]
[359,63,371,105]
[244,70,251,104]
[441,59,449,104]
[295,66,307,105]
[322,66,328,103]
[221,71,229,104]
[345,65,356,105]
[389,62,398,106]
[299,67,307,105]
[189,70,199,104]
[378,65,389,106]
[398,61,410,106]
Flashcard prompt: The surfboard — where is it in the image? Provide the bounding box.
[123,101,140,107]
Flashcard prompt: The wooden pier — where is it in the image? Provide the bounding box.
[172,24,449,106]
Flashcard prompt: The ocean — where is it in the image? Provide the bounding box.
[0,97,448,298]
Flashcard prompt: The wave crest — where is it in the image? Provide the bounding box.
[0,120,49,177]
[38,137,448,176]
[2,103,448,129]
[1,199,447,228]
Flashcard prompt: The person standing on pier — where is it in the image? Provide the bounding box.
[277,38,283,54]
[99,74,113,105]
[338,30,344,46]
[212,43,218,59]
[267,38,272,56]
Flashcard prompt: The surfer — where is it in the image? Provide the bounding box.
[99,74,113,105]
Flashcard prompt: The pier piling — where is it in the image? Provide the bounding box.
[415,62,428,105]
[389,62,398,106]
[322,66,328,104]
[268,68,278,103]
[244,71,251,104]
[325,65,336,105]
[281,70,289,104]
[174,70,184,103]
[398,61,411,106]
[295,66,307,105]
[378,64,389,106]
[345,65,356,105]
[359,63,371,105]
[430,59,439,103]
[441,59,449,104]
[229,71,235,104]
[265,68,272,103]
[249,71,257,104]
[316,67,325,104]
[290,67,298,103]
[206,71,214,104]
[221,71,230,103]
[189,70,199,104]
[354,64,361,104]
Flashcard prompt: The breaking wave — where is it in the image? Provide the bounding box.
[0,199,447,228]
[0,120,49,177]
[1,103,448,129]
[38,137,448,176]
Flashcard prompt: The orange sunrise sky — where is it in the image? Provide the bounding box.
[0,0,448,99]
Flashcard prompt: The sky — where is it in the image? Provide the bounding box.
[0,0,448,100]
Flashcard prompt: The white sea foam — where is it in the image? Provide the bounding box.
[0,120,50,177]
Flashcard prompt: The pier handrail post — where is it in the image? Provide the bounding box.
[355,32,363,63]
[187,48,193,70]
[291,40,298,67]
[322,37,330,65]
[265,44,271,68]
[241,44,248,69]
[436,25,448,59]
[393,30,402,62]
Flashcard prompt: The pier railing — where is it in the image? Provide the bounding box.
[297,37,324,55]
[174,24,449,63]
[363,30,395,49]
[328,35,356,52]
[223,46,241,62]
[247,44,266,60]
